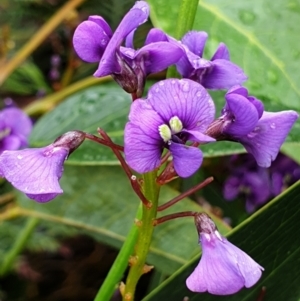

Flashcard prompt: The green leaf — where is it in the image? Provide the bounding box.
[1,61,51,95]
[29,83,131,165]
[16,165,230,275]
[142,181,300,301]
[148,0,300,157]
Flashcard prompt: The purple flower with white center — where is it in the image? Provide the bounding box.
[0,107,32,154]
[206,86,299,167]
[174,31,247,89]
[124,79,215,178]
[0,131,85,202]
[73,2,183,97]
[186,213,264,295]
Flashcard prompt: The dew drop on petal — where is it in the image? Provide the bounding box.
[17,155,23,160]
[181,82,190,92]
[196,91,202,97]
[159,81,164,86]
[270,123,276,129]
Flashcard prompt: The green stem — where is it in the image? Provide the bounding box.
[0,217,39,276]
[0,0,86,86]
[24,76,110,116]
[94,203,143,301]
[123,171,160,301]
[167,0,199,78]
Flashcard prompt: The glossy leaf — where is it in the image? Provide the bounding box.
[15,165,230,275]
[29,83,131,165]
[142,181,300,301]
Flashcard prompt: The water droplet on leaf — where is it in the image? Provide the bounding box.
[239,10,256,25]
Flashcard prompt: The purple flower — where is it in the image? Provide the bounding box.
[73,2,183,97]
[223,159,271,213]
[186,213,263,295]
[124,79,215,177]
[174,31,247,89]
[0,107,32,154]
[269,153,300,195]
[0,131,85,202]
[239,111,298,167]
[206,86,299,167]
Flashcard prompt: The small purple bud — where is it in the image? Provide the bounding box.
[53,130,85,154]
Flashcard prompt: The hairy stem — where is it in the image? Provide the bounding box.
[93,204,143,301]
[154,211,196,226]
[123,171,160,301]
[157,177,214,211]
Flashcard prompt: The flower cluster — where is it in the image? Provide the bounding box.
[223,153,300,212]
[73,1,184,97]
[0,1,298,298]
[73,1,298,177]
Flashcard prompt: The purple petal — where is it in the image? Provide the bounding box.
[222,239,263,288]
[201,59,248,90]
[169,142,203,177]
[175,48,196,78]
[211,43,230,60]
[186,233,263,295]
[135,42,184,74]
[145,28,168,44]
[1,135,22,152]
[271,171,284,195]
[243,170,271,213]
[147,79,215,132]
[0,146,69,202]
[240,111,299,167]
[227,85,248,97]
[88,16,112,37]
[248,96,264,119]
[125,29,136,48]
[226,87,264,118]
[73,20,110,63]
[223,176,240,200]
[128,98,164,139]
[223,93,259,136]
[1,107,32,138]
[120,46,136,59]
[181,31,208,57]
[181,129,215,143]
[124,123,162,174]
[94,1,149,76]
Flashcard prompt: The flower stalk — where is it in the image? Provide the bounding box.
[123,170,160,301]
